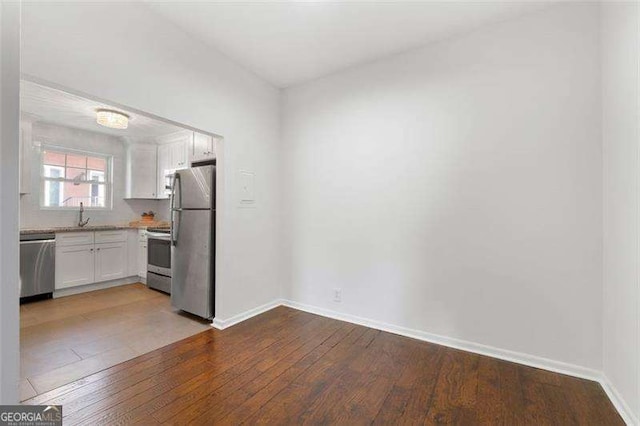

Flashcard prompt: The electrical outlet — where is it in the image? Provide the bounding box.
[333,288,342,302]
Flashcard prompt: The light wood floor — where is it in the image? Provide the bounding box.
[20,283,211,401]
[25,306,623,425]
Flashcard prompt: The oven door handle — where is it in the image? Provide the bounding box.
[147,232,171,239]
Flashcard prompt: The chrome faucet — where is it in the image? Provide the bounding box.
[78,202,90,227]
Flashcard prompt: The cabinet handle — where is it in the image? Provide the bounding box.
[90,248,94,252]
[97,248,101,251]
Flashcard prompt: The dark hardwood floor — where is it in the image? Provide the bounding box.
[25,306,623,425]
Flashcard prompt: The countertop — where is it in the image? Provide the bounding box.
[20,221,170,235]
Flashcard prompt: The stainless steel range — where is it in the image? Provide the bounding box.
[146,228,171,294]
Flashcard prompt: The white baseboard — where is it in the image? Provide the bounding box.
[599,375,638,426]
[53,276,140,298]
[281,300,602,382]
[211,298,635,424]
[211,299,284,330]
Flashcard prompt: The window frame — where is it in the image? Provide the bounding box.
[39,145,114,211]
[42,165,65,207]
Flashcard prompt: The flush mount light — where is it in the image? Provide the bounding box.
[96,109,129,129]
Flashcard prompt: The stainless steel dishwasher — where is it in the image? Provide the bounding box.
[20,233,55,299]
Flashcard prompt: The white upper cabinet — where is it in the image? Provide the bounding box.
[157,130,191,171]
[155,131,192,199]
[191,132,215,163]
[125,130,205,200]
[156,144,171,200]
[169,137,189,170]
[125,144,158,199]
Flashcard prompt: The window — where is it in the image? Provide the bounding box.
[41,147,113,209]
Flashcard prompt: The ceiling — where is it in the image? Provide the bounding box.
[147,1,553,88]
[20,80,185,139]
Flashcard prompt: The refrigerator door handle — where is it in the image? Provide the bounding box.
[170,172,182,246]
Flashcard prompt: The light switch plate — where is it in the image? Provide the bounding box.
[239,169,255,206]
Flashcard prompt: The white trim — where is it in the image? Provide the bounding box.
[211,299,284,330]
[280,300,602,382]
[0,0,22,404]
[39,144,113,210]
[53,276,139,298]
[155,129,193,146]
[213,298,633,423]
[599,375,639,426]
[43,165,64,206]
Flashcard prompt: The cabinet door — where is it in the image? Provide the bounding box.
[138,241,148,278]
[156,144,170,199]
[170,140,188,170]
[126,144,157,199]
[56,244,95,289]
[95,242,127,283]
[192,132,215,162]
[127,230,139,277]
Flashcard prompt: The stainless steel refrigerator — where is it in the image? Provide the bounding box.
[170,165,215,319]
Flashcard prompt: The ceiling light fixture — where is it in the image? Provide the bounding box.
[96,109,129,129]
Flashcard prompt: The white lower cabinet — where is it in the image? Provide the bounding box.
[55,230,135,290]
[95,242,127,282]
[56,244,95,289]
[127,229,140,277]
[138,230,148,279]
[138,243,148,279]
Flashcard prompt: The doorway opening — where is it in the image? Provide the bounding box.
[18,78,224,401]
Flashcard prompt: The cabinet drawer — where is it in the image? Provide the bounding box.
[95,230,127,244]
[138,229,148,242]
[56,232,94,247]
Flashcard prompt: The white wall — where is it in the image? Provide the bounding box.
[15,3,639,420]
[0,1,21,404]
[21,2,282,320]
[282,4,603,370]
[602,1,640,423]
[20,122,166,228]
